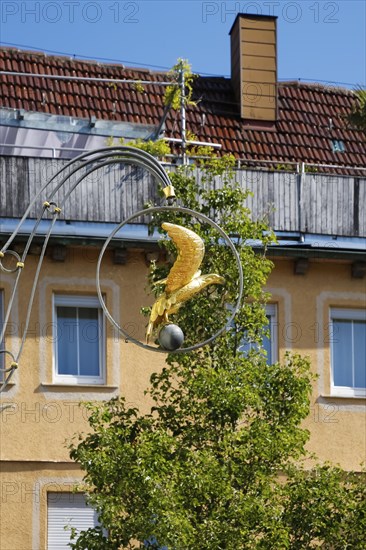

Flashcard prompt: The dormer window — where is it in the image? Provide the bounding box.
[332,139,345,153]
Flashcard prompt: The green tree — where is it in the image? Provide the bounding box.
[348,88,366,131]
[69,158,365,549]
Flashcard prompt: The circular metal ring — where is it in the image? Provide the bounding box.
[96,205,243,354]
[0,250,22,273]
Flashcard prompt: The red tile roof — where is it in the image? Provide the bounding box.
[1,47,365,174]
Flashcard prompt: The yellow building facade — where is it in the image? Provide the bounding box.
[0,13,366,546]
[1,238,365,548]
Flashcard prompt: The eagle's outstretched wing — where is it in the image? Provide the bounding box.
[162,223,205,293]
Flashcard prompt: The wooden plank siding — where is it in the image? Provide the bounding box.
[234,169,299,231]
[0,156,159,224]
[300,173,366,237]
[0,156,365,237]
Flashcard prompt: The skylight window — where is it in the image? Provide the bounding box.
[331,140,346,153]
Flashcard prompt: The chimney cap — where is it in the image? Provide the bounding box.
[229,13,278,35]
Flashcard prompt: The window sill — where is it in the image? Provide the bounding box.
[320,394,366,401]
[0,380,16,389]
[41,383,118,391]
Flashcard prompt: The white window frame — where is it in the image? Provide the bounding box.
[53,295,105,385]
[330,308,366,398]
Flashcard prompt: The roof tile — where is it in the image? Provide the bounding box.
[1,48,365,173]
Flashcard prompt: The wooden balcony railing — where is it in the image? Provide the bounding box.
[1,156,365,237]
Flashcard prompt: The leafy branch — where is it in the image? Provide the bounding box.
[347,87,366,131]
[164,58,197,110]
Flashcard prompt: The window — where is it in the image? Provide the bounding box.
[331,139,345,153]
[330,308,366,397]
[47,492,99,549]
[54,295,105,384]
[238,304,278,364]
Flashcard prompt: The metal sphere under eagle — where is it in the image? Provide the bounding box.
[158,324,185,351]
[147,222,225,348]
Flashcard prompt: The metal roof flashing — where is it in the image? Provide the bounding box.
[228,13,278,35]
[0,220,365,256]
[0,218,159,244]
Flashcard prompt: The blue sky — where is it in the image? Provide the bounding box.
[1,1,365,88]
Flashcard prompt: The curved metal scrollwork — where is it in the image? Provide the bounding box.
[0,146,243,393]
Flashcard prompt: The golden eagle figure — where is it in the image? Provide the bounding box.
[146,222,225,343]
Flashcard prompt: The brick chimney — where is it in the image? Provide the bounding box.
[230,14,278,123]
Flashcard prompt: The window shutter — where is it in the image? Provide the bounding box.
[47,493,99,549]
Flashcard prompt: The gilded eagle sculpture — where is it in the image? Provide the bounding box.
[146,222,225,344]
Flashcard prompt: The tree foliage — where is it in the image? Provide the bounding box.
[69,157,365,549]
[348,88,366,131]
[164,58,196,110]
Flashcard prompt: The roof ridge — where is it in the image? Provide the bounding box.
[0,46,169,76]
[279,80,355,94]
[0,48,359,92]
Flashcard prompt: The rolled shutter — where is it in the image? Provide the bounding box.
[47,493,98,549]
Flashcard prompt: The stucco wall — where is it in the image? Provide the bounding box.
[0,249,365,549]
[265,258,366,468]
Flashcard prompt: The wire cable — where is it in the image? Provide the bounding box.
[0,41,173,71]
[1,41,364,85]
